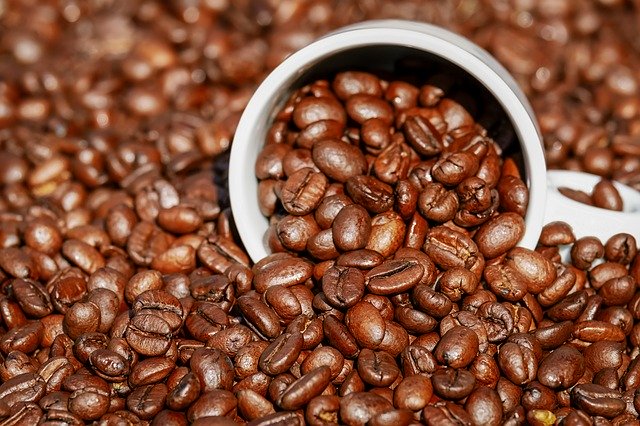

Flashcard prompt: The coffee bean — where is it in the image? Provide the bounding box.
[474,213,525,259]
[293,96,346,129]
[322,266,365,309]
[434,326,479,368]
[365,258,424,295]
[345,175,394,214]
[431,368,476,400]
[571,384,626,418]
[333,72,383,100]
[126,314,173,356]
[340,392,394,426]
[312,139,367,183]
[278,366,332,410]
[259,331,303,376]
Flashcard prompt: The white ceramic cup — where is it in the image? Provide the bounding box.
[229,20,640,263]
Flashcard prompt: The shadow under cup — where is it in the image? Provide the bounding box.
[230,32,545,263]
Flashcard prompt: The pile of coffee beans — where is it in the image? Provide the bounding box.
[1,1,640,425]
[256,72,528,263]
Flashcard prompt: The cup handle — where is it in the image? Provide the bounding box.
[544,170,640,244]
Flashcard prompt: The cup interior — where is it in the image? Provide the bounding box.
[229,26,545,263]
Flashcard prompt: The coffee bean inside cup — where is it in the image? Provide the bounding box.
[256,71,528,261]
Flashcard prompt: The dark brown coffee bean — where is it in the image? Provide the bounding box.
[403,115,443,157]
[332,205,371,252]
[306,395,340,426]
[125,314,172,356]
[126,383,168,420]
[321,266,365,309]
[356,349,399,387]
[399,345,437,377]
[340,391,394,426]
[312,139,367,183]
[11,278,53,318]
[497,175,529,216]
[278,366,332,410]
[344,300,385,350]
[539,221,576,247]
[365,211,406,258]
[89,349,130,382]
[0,372,46,407]
[238,294,281,340]
[63,301,101,340]
[483,263,528,302]
[62,239,105,274]
[345,175,394,214]
[279,168,328,216]
[474,213,525,259]
[592,179,623,211]
[498,342,537,385]
[323,314,359,359]
[574,320,626,342]
[571,384,626,418]
[253,257,313,294]
[259,331,303,376]
[237,389,275,421]
[424,226,484,278]
[434,326,479,368]
[293,96,346,129]
[296,120,345,149]
[418,182,459,223]
[189,348,233,392]
[431,368,476,400]
[571,237,605,270]
[346,94,393,125]
[505,247,556,294]
[366,258,424,295]
[537,345,585,389]
[464,386,503,426]
[333,72,383,100]
[422,402,472,426]
[167,372,201,411]
[432,152,479,187]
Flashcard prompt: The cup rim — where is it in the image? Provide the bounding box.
[229,20,546,263]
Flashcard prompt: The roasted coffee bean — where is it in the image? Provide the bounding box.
[434,326,479,368]
[474,213,525,259]
[293,96,346,129]
[278,366,332,410]
[571,384,626,418]
[365,211,406,258]
[312,139,368,183]
[366,258,424,295]
[464,386,503,426]
[356,349,399,387]
[345,175,394,214]
[498,342,537,385]
[592,179,623,211]
[418,182,459,223]
[571,237,605,270]
[537,345,585,389]
[424,226,484,278]
[125,314,173,356]
[322,266,366,309]
[190,348,234,392]
[259,331,303,376]
[11,278,53,318]
[340,391,394,426]
[431,368,476,400]
[126,383,168,420]
[280,168,328,216]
